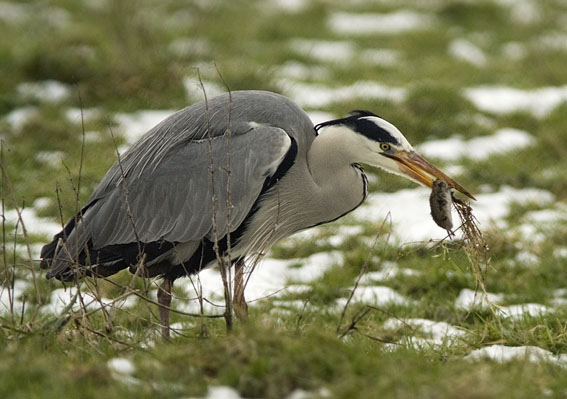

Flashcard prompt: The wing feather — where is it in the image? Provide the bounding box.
[86,126,292,248]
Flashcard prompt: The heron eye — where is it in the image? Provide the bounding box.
[380,143,391,151]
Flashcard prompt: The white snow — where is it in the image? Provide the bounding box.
[17,80,71,103]
[107,357,142,387]
[0,280,29,315]
[184,77,226,101]
[42,287,137,315]
[358,262,419,283]
[198,386,243,399]
[501,42,527,60]
[384,318,465,346]
[107,357,136,375]
[337,285,412,307]
[512,250,539,267]
[35,151,66,167]
[284,40,400,67]
[176,251,343,315]
[307,111,335,126]
[455,288,504,310]
[64,107,101,123]
[281,80,406,108]
[328,10,434,35]
[287,388,332,399]
[0,1,29,23]
[417,128,535,161]
[289,39,356,63]
[464,85,567,118]
[498,303,551,319]
[114,110,175,144]
[353,185,554,243]
[537,32,567,52]
[274,61,331,81]
[523,207,567,224]
[327,225,364,246]
[493,0,542,25]
[466,345,567,366]
[3,106,38,131]
[4,207,62,237]
[448,39,487,67]
[456,290,551,319]
[33,197,52,210]
[267,0,308,13]
[360,48,401,67]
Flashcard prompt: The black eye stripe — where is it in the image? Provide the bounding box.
[347,118,399,145]
[315,113,401,146]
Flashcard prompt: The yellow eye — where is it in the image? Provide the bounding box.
[380,143,391,151]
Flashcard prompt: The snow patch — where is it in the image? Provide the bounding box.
[186,386,243,399]
[360,48,401,67]
[466,345,567,366]
[289,39,356,63]
[64,107,101,123]
[455,288,504,310]
[35,151,66,167]
[464,85,567,117]
[281,80,406,108]
[523,207,567,224]
[337,286,412,307]
[17,80,71,103]
[358,262,419,283]
[184,77,226,101]
[0,280,29,315]
[307,111,335,126]
[4,106,38,131]
[265,0,308,14]
[493,0,542,25]
[327,225,364,246]
[114,110,175,144]
[42,287,137,315]
[353,186,554,243]
[328,10,434,35]
[176,252,342,315]
[4,207,62,238]
[537,32,567,52]
[107,357,136,375]
[0,1,29,23]
[498,303,551,319]
[384,318,465,346]
[274,61,331,81]
[448,39,487,67]
[417,128,535,161]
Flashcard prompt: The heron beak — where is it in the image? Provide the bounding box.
[385,150,476,200]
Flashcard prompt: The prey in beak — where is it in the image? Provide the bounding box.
[384,150,476,200]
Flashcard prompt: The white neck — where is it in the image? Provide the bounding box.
[307,126,366,186]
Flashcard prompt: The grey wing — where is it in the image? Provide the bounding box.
[86,125,293,249]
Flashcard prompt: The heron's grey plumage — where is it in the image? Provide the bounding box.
[43,90,344,280]
[39,89,475,338]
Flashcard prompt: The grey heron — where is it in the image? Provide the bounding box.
[40,90,474,337]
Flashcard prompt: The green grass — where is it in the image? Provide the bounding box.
[2,0,567,397]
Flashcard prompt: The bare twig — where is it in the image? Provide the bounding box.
[337,214,392,335]
[0,157,42,310]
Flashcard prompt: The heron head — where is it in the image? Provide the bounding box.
[315,111,475,200]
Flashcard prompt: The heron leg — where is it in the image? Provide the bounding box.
[233,259,248,321]
[157,278,173,340]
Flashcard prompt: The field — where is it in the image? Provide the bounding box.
[2,0,567,398]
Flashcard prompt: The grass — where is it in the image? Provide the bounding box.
[2,0,567,397]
